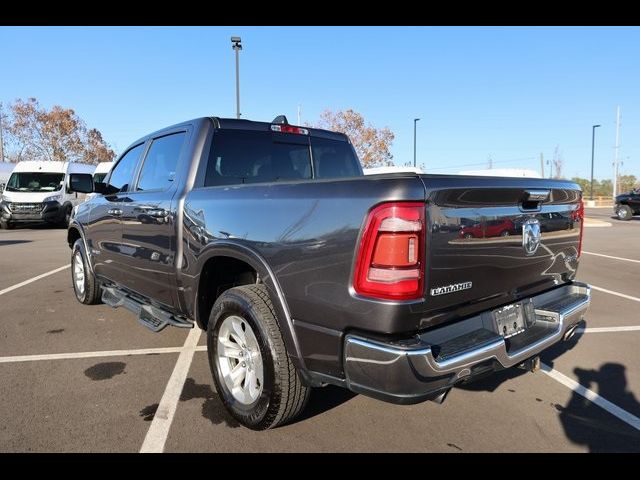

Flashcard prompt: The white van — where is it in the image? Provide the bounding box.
[0,163,16,192]
[363,166,424,175]
[0,161,95,229]
[86,161,114,201]
[92,161,114,184]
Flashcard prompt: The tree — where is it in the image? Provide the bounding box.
[4,97,115,165]
[618,174,638,194]
[570,177,613,197]
[311,109,394,168]
[552,144,563,179]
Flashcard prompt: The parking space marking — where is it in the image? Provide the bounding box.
[140,327,201,453]
[591,285,640,303]
[577,326,640,334]
[0,345,207,365]
[583,251,640,264]
[0,264,70,296]
[0,346,186,364]
[541,362,640,432]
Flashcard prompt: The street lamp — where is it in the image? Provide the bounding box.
[413,118,420,167]
[590,124,601,201]
[231,36,242,119]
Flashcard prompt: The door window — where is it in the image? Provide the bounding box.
[106,143,145,193]
[136,132,185,191]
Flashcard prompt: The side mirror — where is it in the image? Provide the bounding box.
[68,173,94,194]
[94,182,108,195]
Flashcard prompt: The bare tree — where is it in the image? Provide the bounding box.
[552,144,564,179]
[5,98,115,165]
[310,109,395,168]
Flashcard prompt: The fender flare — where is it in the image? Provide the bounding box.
[67,220,94,274]
[194,241,308,374]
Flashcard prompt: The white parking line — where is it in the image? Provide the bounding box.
[577,326,640,334]
[541,362,640,432]
[0,346,186,364]
[140,327,201,453]
[583,251,640,264]
[591,285,640,303]
[0,264,70,296]
[0,345,207,364]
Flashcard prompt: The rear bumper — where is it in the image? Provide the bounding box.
[343,282,591,404]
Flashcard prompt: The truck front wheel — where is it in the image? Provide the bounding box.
[71,239,102,305]
[207,284,310,430]
[616,205,633,221]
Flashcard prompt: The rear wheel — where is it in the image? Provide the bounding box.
[207,284,310,430]
[71,239,101,304]
[0,220,13,230]
[616,205,633,221]
[500,230,510,237]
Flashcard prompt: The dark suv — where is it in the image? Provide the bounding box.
[615,188,640,220]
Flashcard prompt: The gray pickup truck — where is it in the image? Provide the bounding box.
[67,116,591,430]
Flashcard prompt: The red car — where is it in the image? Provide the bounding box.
[460,219,515,239]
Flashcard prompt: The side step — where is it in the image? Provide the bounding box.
[101,286,193,332]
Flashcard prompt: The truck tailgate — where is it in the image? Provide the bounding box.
[421,176,583,315]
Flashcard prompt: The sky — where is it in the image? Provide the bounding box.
[1,26,639,180]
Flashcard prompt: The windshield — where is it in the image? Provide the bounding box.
[5,172,64,192]
[94,173,107,183]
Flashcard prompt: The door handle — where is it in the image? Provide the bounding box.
[108,208,123,216]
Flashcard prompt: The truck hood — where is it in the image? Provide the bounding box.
[1,191,61,203]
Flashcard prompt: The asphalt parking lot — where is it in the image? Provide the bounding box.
[0,208,638,452]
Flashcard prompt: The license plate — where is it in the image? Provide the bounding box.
[493,302,527,338]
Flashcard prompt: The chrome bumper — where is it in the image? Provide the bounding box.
[343,282,591,404]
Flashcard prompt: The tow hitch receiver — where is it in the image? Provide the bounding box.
[518,356,541,373]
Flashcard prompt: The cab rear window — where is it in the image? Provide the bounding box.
[204,130,360,187]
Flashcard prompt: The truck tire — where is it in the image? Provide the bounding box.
[207,284,310,430]
[71,239,101,305]
[0,220,13,230]
[60,205,72,228]
[616,205,633,221]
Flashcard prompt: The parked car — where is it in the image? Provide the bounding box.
[614,188,640,220]
[66,115,591,430]
[459,219,515,238]
[1,161,95,229]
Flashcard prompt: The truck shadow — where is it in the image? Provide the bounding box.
[294,385,357,423]
[457,323,640,451]
[0,240,32,246]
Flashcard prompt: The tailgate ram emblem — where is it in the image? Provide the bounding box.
[522,218,541,255]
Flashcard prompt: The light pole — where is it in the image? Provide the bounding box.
[231,36,242,119]
[413,118,420,167]
[590,124,601,200]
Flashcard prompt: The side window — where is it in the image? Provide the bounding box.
[106,143,145,193]
[204,130,312,187]
[136,132,185,191]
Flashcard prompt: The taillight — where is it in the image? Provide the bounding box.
[577,199,585,257]
[353,202,425,300]
[270,124,309,135]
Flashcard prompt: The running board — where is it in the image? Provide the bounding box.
[101,286,193,332]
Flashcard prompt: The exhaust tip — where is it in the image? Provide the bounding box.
[564,324,579,342]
